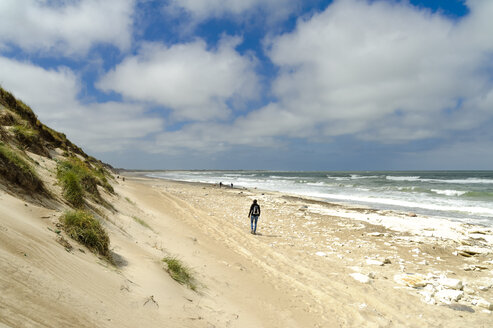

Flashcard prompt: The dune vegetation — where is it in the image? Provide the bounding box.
[0,142,45,193]
[56,157,114,207]
[162,256,197,291]
[62,210,111,259]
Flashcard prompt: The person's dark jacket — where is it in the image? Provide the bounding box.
[249,203,261,217]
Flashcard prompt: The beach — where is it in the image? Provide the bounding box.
[1,173,493,327]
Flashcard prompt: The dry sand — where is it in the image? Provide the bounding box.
[1,173,493,327]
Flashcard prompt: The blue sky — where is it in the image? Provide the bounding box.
[1,0,492,170]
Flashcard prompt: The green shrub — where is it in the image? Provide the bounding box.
[0,142,44,192]
[162,256,197,291]
[62,210,110,258]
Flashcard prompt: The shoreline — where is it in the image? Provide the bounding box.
[128,171,493,245]
[136,170,493,227]
[124,174,493,325]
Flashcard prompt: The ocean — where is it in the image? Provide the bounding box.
[147,171,493,227]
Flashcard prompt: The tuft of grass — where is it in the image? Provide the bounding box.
[0,110,17,126]
[57,160,85,207]
[125,196,135,205]
[0,142,44,192]
[13,124,38,143]
[60,170,84,208]
[12,123,48,156]
[62,210,110,258]
[162,256,197,291]
[132,216,153,230]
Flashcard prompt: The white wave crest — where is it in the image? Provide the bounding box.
[431,189,467,197]
[350,174,381,179]
[386,176,421,181]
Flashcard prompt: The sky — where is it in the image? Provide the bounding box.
[1,0,492,170]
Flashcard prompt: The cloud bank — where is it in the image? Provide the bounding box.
[1,0,492,168]
[98,36,260,122]
[0,0,135,55]
[153,0,493,153]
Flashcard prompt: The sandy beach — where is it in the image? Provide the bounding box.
[1,172,493,327]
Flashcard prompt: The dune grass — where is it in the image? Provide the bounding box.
[13,124,38,143]
[0,142,44,192]
[162,256,197,291]
[56,157,114,207]
[62,210,110,259]
[132,216,153,230]
[61,171,85,208]
[57,160,85,207]
[125,196,135,205]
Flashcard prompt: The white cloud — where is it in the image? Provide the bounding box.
[164,0,300,24]
[151,0,493,154]
[97,36,260,122]
[261,0,493,142]
[0,0,135,55]
[0,56,162,152]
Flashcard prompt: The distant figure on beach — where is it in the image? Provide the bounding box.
[248,200,261,235]
[231,183,233,188]
[219,182,223,188]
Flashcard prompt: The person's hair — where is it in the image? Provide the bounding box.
[253,199,257,203]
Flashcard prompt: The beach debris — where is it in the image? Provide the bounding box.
[56,235,73,252]
[418,284,437,304]
[120,283,130,292]
[471,298,493,310]
[435,289,464,303]
[475,278,493,291]
[457,245,491,256]
[365,259,385,266]
[350,273,372,284]
[367,232,384,237]
[463,264,489,271]
[468,234,487,241]
[144,295,159,308]
[468,228,492,235]
[394,273,428,288]
[397,272,493,309]
[315,251,327,257]
[438,277,463,290]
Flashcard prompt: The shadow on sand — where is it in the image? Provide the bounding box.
[252,232,281,238]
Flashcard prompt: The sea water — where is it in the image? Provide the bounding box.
[148,171,493,227]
